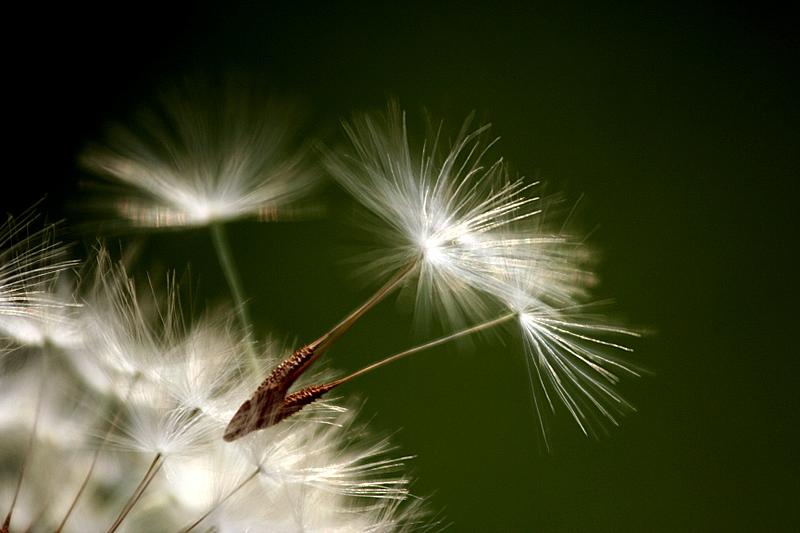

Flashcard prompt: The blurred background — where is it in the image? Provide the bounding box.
[2,1,797,531]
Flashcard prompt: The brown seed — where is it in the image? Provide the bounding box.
[223,338,328,441]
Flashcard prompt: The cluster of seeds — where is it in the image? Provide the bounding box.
[1,81,640,532]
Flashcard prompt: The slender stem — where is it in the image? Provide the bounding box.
[56,443,105,531]
[224,260,418,439]
[56,376,140,533]
[270,312,520,427]
[3,359,47,532]
[267,260,418,392]
[210,222,258,372]
[334,312,517,386]
[313,260,418,355]
[106,453,163,533]
[21,504,49,533]
[179,468,260,533]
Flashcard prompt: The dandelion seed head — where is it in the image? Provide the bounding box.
[82,77,319,230]
[156,318,250,421]
[0,209,78,350]
[112,402,219,457]
[420,234,446,265]
[0,241,427,531]
[498,268,641,444]
[327,103,556,327]
[0,281,83,351]
[72,248,182,396]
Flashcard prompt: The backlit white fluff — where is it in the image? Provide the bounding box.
[496,266,641,446]
[82,79,318,229]
[0,210,78,350]
[1,248,425,532]
[327,105,639,443]
[327,103,561,328]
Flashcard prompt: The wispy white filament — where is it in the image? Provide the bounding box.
[0,210,78,351]
[327,103,578,330]
[82,78,319,230]
[1,248,425,532]
[327,104,640,443]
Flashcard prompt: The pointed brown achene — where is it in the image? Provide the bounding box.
[223,261,417,441]
[223,339,326,441]
[263,312,519,428]
[224,301,518,441]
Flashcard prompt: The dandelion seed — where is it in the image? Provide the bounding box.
[82,77,318,230]
[224,261,416,440]
[269,296,638,448]
[227,104,551,439]
[1,245,426,532]
[155,318,250,422]
[74,254,168,394]
[0,209,78,351]
[226,104,642,448]
[500,269,642,446]
[82,78,321,371]
[325,102,548,328]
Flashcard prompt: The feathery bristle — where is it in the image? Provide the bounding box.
[1,243,426,532]
[81,77,319,230]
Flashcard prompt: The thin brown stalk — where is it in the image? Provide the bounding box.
[335,311,517,385]
[224,260,418,441]
[210,222,258,372]
[268,312,519,425]
[21,504,48,533]
[179,468,260,532]
[3,358,47,532]
[56,376,139,533]
[312,259,418,354]
[106,453,164,533]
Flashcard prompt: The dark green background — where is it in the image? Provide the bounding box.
[3,2,797,531]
